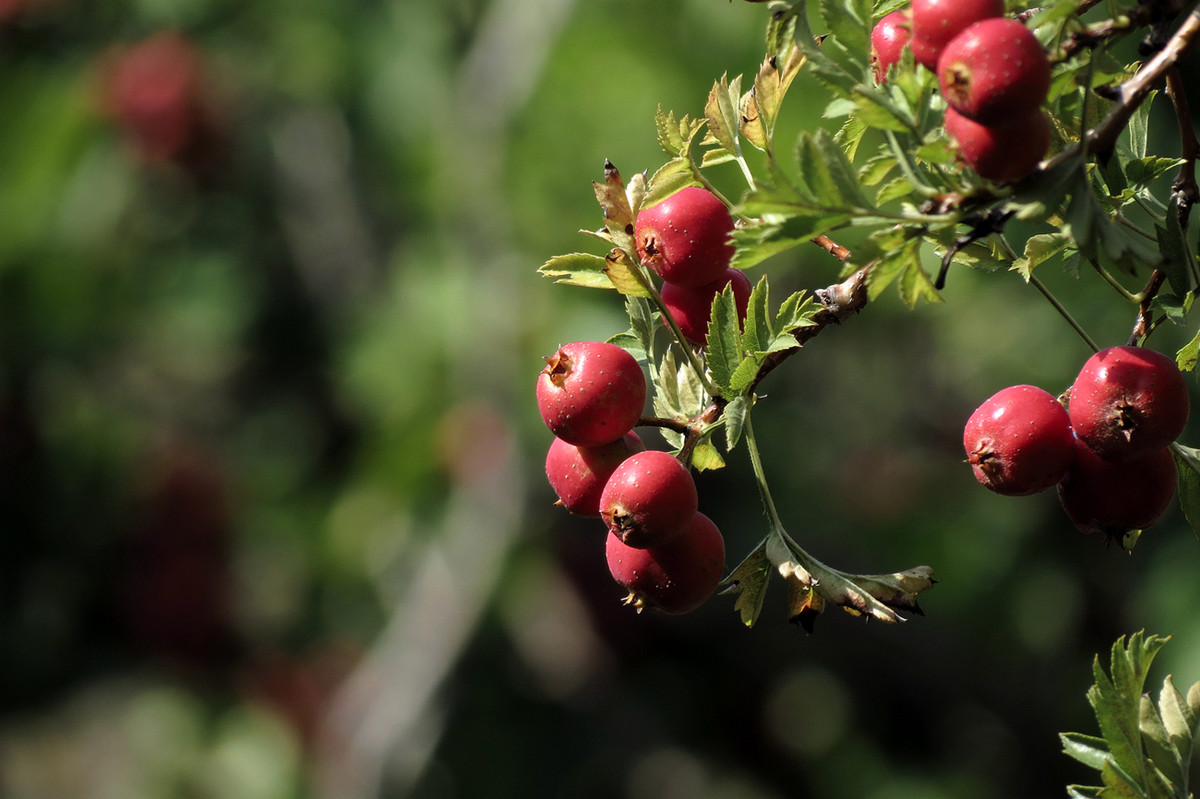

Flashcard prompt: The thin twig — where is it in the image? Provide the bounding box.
[1165,66,1199,227]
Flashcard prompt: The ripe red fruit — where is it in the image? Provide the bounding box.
[536,341,646,447]
[661,268,752,345]
[937,18,1051,125]
[944,106,1049,183]
[545,432,645,517]
[1068,346,1190,462]
[1057,441,1177,538]
[599,450,699,549]
[910,0,1004,71]
[635,187,735,288]
[871,10,912,83]
[963,384,1076,496]
[605,512,726,614]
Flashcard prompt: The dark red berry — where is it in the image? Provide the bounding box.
[1057,440,1177,539]
[545,432,645,517]
[1068,346,1190,462]
[661,268,752,345]
[599,449,699,549]
[635,187,735,288]
[937,18,1051,125]
[605,512,726,614]
[944,106,1049,183]
[910,0,1004,71]
[536,341,646,447]
[871,10,912,82]
[963,384,1076,496]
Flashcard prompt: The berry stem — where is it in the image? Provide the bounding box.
[884,130,941,199]
[1029,273,1102,353]
[743,411,787,536]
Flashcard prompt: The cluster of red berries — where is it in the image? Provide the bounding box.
[871,0,1052,183]
[963,346,1189,539]
[537,186,751,613]
[538,341,725,614]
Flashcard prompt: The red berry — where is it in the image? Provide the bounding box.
[599,450,699,549]
[1057,440,1177,538]
[635,187,735,288]
[963,384,1076,496]
[545,432,645,517]
[536,341,646,447]
[871,10,912,83]
[605,512,726,614]
[944,106,1049,183]
[661,268,752,345]
[910,0,1004,71]
[1068,346,1190,462]
[937,18,1051,125]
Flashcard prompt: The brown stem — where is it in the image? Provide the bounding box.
[1085,5,1200,160]
[1054,0,1193,62]
[1165,66,1199,227]
[1128,270,1168,344]
[810,234,852,262]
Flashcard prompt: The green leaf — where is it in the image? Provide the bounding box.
[689,441,726,471]
[786,0,859,94]
[606,331,646,362]
[1061,732,1111,771]
[706,286,744,395]
[1177,330,1200,374]
[773,289,817,335]
[603,249,652,297]
[1138,694,1185,791]
[704,73,743,157]
[868,238,940,307]
[721,539,772,628]
[1013,232,1075,281]
[539,252,615,289]
[743,275,772,354]
[730,212,853,271]
[794,129,871,210]
[723,394,751,450]
[818,0,870,59]
[1157,198,1197,297]
[728,355,761,397]
[1172,446,1200,543]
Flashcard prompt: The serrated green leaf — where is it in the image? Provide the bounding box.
[859,152,898,187]
[606,331,646,362]
[818,0,870,61]
[706,287,743,396]
[1157,675,1198,766]
[1014,232,1074,281]
[730,213,853,270]
[1061,732,1112,771]
[795,129,871,210]
[728,356,761,398]
[774,289,815,334]
[721,539,771,628]
[833,113,870,162]
[1157,198,1197,297]
[705,73,743,157]
[875,175,917,207]
[538,252,616,289]
[743,275,772,354]
[787,0,859,94]
[848,90,913,132]
[655,105,686,157]
[1138,694,1185,790]
[644,158,698,209]
[1178,331,1200,374]
[625,295,658,364]
[723,394,751,450]
[653,349,708,422]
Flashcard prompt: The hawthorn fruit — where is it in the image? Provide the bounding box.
[545,432,646,517]
[963,384,1076,496]
[536,341,647,447]
[600,449,699,549]
[937,18,1051,125]
[605,511,726,614]
[1057,440,1177,538]
[635,186,736,288]
[871,9,911,83]
[661,267,752,345]
[909,0,1004,71]
[1068,346,1190,462]
[944,106,1050,183]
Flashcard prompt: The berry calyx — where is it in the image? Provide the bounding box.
[660,267,752,346]
[545,432,646,517]
[599,449,699,549]
[1067,345,1190,462]
[536,341,646,447]
[605,512,726,614]
[963,384,1076,496]
[634,187,735,288]
[1057,441,1177,539]
[944,106,1050,183]
[910,0,1004,71]
[871,10,911,83]
[937,18,1051,125]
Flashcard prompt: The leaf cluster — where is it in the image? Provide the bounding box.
[1062,632,1200,798]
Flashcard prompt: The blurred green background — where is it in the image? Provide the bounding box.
[2,1,1200,797]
